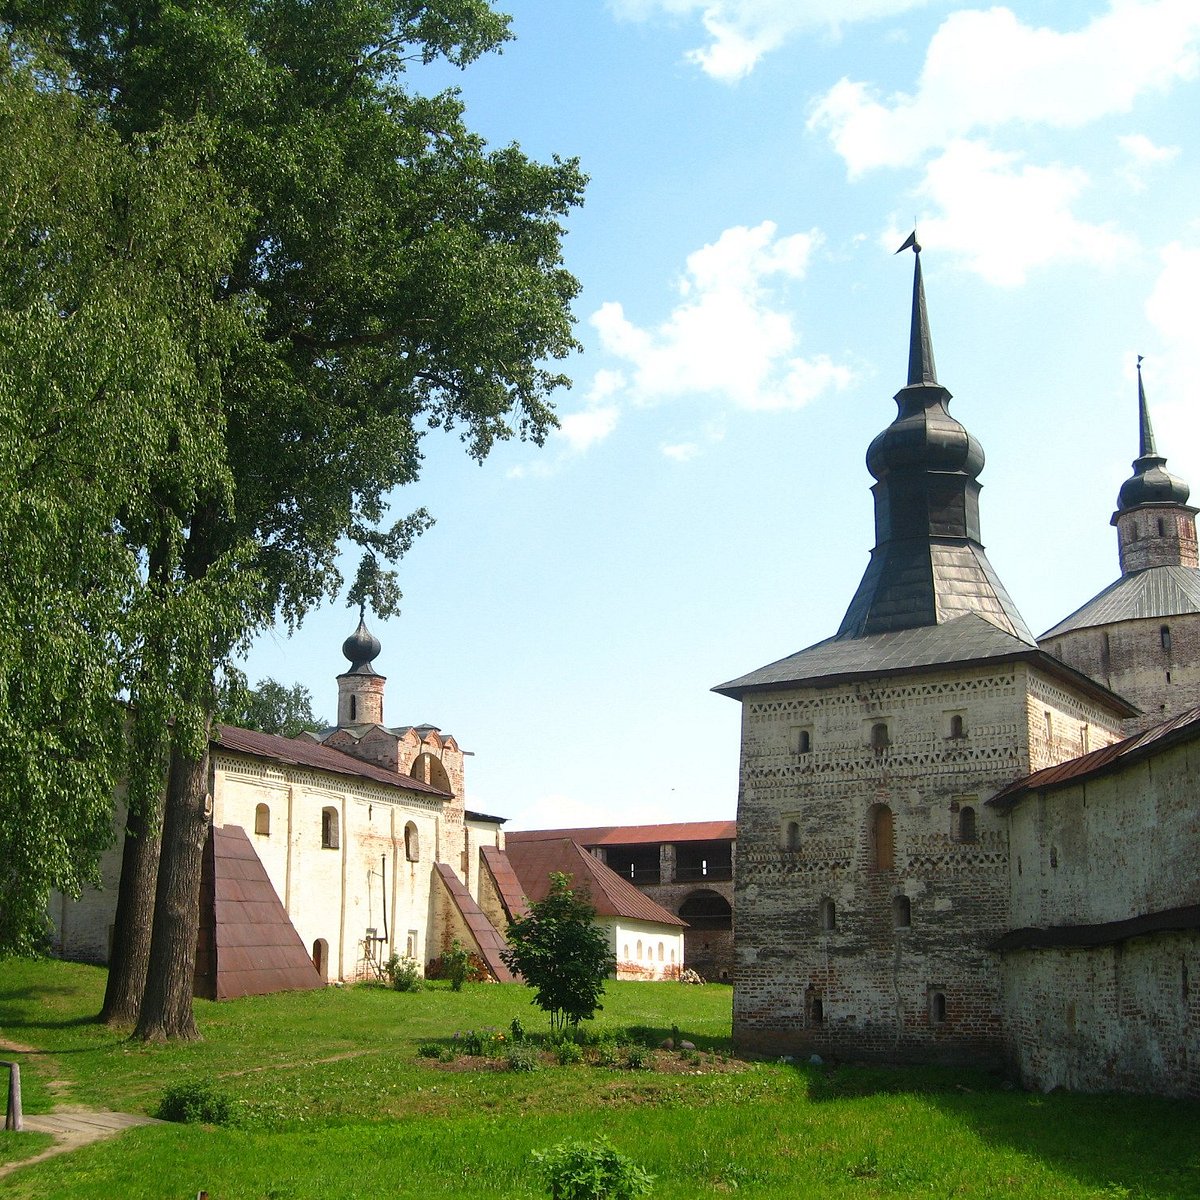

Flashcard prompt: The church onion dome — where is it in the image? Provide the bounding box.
[1116,359,1189,511]
[341,610,381,674]
[865,238,984,483]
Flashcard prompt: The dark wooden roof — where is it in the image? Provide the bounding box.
[992,904,1200,952]
[988,705,1200,811]
[195,825,323,1001]
[507,821,735,846]
[714,613,1137,717]
[504,839,686,928]
[215,724,448,797]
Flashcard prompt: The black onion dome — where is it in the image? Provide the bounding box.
[342,615,381,672]
[1117,361,1190,511]
[866,386,985,481]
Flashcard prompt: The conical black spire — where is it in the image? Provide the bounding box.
[904,235,938,387]
[836,244,1032,642]
[1137,356,1157,458]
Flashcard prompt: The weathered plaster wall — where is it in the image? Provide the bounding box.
[611,917,684,981]
[1002,936,1199,1098]
[1041,612,1200,734]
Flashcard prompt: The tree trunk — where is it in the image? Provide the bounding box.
[99,796,162,1026]
[133,735,211,1042]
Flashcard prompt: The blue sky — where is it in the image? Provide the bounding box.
[244,0,1200,830]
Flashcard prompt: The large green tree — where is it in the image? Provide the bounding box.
[219,677,328,738]
[3,1,584,1036]
[0,46,248,957]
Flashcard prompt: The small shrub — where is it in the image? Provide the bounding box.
[426,943,488,986]
[510,1016,526,1042]
[590,1036,620,1068]
[533,1138,654,1200]
[385,953,423,992]
[157,1081,239,1126]
[454,1027,504,1056]
[556,1039,583,1066]
[625,1045,650,1070]
[416,1042,443,1059]
[506,1042,540,1073]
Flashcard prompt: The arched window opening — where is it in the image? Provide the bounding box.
[404,821,419,862]
[798,729,811,754]
[871,722,890,754]
[930,991,947,1024]
[1157,517,1166,537]
[1161,625,1172,652]
[254,803,270,836]
[636,939,643,960]
[785,821,800,851]
[949,714,964,739]
[670,947,676,963]
[412,751,453,793]
[312,939,328,982]
[867,803,894,871]
[893,895,911,928]
[958,806,977,843]
[809,996,824,1025]
[818,897,836,932]
[321,806,340,850]
[658,942,665,962]
[623,944,630,960]
[349,695,357,722]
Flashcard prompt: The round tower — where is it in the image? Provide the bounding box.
[336,610,386,726]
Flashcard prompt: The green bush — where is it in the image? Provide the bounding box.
[505,1042,540,1073]
[454,1027,505,1056]
[556,1039,583,1066]
[416,1042,443,1059]
[625,1045,650,1070]
[385,954,423,992]
[510,1016,527,1042]
[533,1138,654,1199]
[157,1080,239,1126]
[590,1035,620,1068]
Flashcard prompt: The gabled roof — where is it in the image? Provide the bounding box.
[214,725,449,798]
[507,821,736,846]
[988,705,1200,811]
[504,839,687,928]
[713,612,1136,716]
[1039,565,1200,639]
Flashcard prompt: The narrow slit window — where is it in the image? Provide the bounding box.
[818,897,836,932]
[798,729,811,754]
[785,821,800,851]
[893,895,911,928]
[254,803,270,836]
[871,722,890,754]
[321,806,339,849]
[1161,625,1172,651]
[958,806,977,843]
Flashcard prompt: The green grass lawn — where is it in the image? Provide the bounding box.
[1,958,1197,1198]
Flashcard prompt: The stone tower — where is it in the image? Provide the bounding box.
[1040,361,1200,730]
[336,609,387,727]
[715,242,1133,1064]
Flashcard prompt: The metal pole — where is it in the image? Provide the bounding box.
[2,1061,22,1132]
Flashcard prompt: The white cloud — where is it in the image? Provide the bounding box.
[591,221,854,410]
[811,3,1200,176]
[610,0,933,81]
[1118,133,1181,191]
[1145,244,1200,446]
[662,441,701,461]
[901,139,1133,286]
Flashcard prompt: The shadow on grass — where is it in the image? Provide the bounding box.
[789,1060,1199,1198]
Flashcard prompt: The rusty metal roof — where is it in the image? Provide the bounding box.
[988,705,1200,810]
[504,839,687,927]
[991,904,1200,952]
[507,821,735,846]
[431,864,517,982]
[196,825,323,1001]
[479,845,531,922]
[215,724,448,797]
[1039,565,1200,639]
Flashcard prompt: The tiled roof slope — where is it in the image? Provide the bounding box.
[504,839,686,928]
[988,705,1200,811]
[432,864,517,981]
[506,821,735,846]
[714,612,1136,716]
[215,724,448,797]
[196,825,323,1001]
[1039,565,1200,639]
[479,845,530,922]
